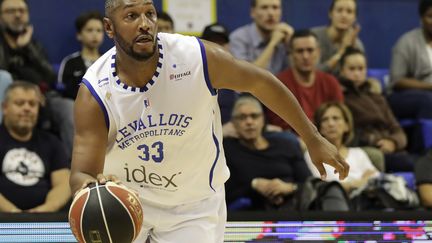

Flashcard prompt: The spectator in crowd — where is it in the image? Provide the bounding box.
[415,150,432,208]
[0,81,70,212]
[388,0,432,152]
[311,0,364,74]
[0,0,74,159]
[266,30,344,130]
[224,96,349,211]
[58,11,104,100]
[0,70,13,122]
[0,0,56,88]
[202,23,229,50]
[339,48,414,172]
[305,102,380,194]
[229,0,293,74]
[306,102,420,210]
[55,11,104,157]
[157,11,174,34]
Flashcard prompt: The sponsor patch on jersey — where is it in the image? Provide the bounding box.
[169,71,191,81]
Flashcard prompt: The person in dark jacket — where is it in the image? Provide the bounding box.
[339,48,414,172]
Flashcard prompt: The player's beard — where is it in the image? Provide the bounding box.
[116,33,157,61]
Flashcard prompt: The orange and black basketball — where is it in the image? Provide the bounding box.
[68,181,143,243]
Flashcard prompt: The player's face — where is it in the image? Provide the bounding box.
[422,7,432,36]
[2,88,40,136]
[319,106,349,146]
[251,0,282,32]
[0,0,29,35]
[157,19,173,33]
[105,0,158,61]
[232,103,265,141]
[78,19,104,50]
[290,36,320,73]
[329,0,356,31]
[340,53,367,87]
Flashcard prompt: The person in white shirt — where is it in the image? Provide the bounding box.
[305,102,379,194]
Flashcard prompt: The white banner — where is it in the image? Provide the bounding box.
[163,0,217,35]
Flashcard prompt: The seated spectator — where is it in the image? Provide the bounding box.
[311,0,364,74]
[0,81,71,212]
[224,96,349,211]
[388,0,432,152]
[0,69,13,122]
[229,0,293,74]
[0,0,56,88]
[157,11,174,34]
[305,102,419,210]
[415,150,432,208]
[266,30,344,130]
[339,48,414,172]
[58,11,104,100]
[0,0,74,159]
[305,102,380,194]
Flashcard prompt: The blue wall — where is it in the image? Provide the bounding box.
[27,0,418,69]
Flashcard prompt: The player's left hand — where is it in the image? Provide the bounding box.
[306,133,350,180]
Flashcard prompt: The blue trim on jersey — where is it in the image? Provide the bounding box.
[196,37,217,96]
[110,40,163,93]
[209,125,220,192]
[81,78,110,130]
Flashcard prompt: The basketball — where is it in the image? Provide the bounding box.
[68,182,143,243]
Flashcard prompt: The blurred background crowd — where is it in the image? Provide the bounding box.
[0,0,431,214]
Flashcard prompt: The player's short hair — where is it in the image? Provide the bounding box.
[288,29,319,51]
[314,101,354,146]
[3,81,45,106]
[105,0,118,17]
[75,11,103,33]
[419,0,432,16]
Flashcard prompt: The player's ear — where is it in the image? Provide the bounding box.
[104,17,114,38]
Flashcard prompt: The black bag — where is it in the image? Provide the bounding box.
[297,177,350,211]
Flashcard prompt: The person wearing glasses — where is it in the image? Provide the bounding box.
[224,95,349,211]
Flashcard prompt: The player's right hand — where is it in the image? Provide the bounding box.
[306,133,350,180]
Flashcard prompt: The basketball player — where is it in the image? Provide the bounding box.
[70,0,350,242]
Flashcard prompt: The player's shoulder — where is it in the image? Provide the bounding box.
[158,32,200,47]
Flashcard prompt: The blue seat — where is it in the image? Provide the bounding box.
[392,172,416,190]
[399,118,432,151]
[227,197,252,211]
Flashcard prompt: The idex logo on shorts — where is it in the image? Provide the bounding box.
[124,163,181,191]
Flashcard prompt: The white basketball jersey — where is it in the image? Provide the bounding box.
[82,33,230,206]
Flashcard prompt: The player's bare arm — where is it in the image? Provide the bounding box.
[203,40,349,180]
[69,85,109,195]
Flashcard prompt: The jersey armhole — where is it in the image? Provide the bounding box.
[196,37,217,96]
[81,78,110,130]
